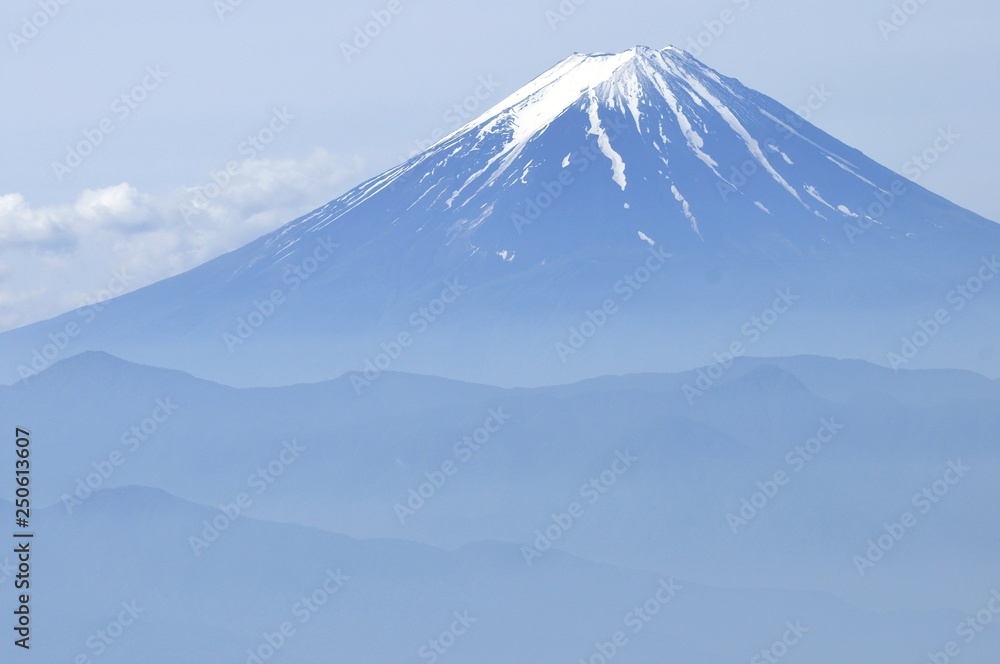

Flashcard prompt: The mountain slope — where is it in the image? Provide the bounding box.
[1,46,998,386]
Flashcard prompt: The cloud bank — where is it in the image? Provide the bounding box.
[0,148,363,331]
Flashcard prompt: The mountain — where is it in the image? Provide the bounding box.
[5,351,998,611]
[0,485,970,664]
[6,46,999,663]
[1,45,998,387]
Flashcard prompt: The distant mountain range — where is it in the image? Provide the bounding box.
[3,349,998,662]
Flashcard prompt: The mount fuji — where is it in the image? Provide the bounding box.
[5,45,1000,663]
[3,45,998,387]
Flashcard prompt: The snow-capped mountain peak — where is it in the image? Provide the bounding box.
[453,46,717,149]
[1,46,998,389]
[293,45,907,248]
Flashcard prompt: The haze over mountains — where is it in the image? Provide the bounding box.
[7,351,997,601]
[0,485,965,663]
[3,350,999,662]
[1,46,998,387]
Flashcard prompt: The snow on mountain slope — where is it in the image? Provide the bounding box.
[1,46,998,387]
[270,45,984,249]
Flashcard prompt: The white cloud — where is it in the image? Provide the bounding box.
[0,148,364,331]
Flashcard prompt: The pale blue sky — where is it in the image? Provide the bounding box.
[1,0,997,327]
